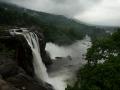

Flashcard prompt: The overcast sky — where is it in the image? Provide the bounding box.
[2,0,120,27]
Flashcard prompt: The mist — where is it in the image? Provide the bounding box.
[1,0,120,26]
[45,36,91,59]
[45,36,91,90]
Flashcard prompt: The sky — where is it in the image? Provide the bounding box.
[2,0,120,27]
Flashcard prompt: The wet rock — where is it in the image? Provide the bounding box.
[6,73,53,90]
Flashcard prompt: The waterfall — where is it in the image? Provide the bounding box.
[20,31,67,90]
[23,32,49,81]
[9,29,49,82]
[19,31,65,90]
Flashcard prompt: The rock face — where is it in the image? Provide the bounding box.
[0,27,53,90]
[15,35,34,77]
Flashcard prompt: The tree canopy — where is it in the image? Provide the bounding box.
[66,29,120,90]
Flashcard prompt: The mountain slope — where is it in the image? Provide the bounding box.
[0,1,109,45]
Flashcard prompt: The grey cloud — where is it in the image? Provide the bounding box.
[1,0,120,26]
[1,0,100,17]
[75,0,120,27]
[51,0,68,3]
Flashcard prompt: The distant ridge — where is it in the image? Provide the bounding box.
[0,1,112,45]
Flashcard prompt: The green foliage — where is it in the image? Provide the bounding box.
[75,56,120,90]
[86,30,120,65]
[66,29,120,90]
[0,6,37,26]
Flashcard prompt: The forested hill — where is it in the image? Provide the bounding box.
[0,1,110,45]
[66,29,120,90]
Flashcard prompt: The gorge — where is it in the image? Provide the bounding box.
[8,28,91,90]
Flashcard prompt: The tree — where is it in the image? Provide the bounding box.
[66,29,120,90]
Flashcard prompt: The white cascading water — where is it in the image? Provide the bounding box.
[23,32,49,81]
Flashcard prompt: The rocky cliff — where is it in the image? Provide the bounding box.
[0,26,53,90]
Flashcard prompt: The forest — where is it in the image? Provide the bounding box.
[66,29,120,90]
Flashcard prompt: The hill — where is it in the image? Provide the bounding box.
[0,1,110,45]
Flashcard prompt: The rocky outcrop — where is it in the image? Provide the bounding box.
[0,27,53,90]
[0,33,34,77]
[0,54,53,90]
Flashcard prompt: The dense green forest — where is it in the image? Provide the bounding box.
[66,29,120,90]
[0,1,110,45]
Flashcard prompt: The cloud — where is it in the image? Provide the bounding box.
[1,0,99,17]
[1,0,120,26]
[75,0,120,26]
